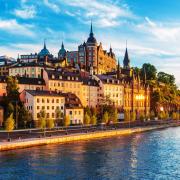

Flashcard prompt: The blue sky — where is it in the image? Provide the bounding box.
[0,0,180,87]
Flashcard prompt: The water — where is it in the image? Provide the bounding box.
[0,127,180,180]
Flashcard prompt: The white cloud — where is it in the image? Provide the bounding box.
[137,17,180,42]
[14,5,36,19]
[59,0,134,27]
[44,0,60,13]
[0,19,35,37]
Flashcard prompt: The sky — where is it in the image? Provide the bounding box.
[0,0,180,87]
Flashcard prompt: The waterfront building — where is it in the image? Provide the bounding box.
[20,90,84,125]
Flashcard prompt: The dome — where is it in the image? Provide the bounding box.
[58,42,66,59]
[38,41,50,57]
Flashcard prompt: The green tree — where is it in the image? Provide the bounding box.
[130,111,136,121]
[141,63,157,81]
[55,108,63,125]
[90,115,97,125]
[102,111,109,124]
[38,110,47,136]
[157,72,175,86]
[46,119,55,129]
[84,113,90,125]
[18,105,32,128]
[5,114,15,139]
[63,115,70,127]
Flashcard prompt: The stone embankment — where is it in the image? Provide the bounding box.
[0,123,179,151]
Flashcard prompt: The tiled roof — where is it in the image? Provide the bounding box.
[0,76,45,85]
[25,90,64,97]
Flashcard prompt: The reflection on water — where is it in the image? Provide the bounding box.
[0,127,180,180]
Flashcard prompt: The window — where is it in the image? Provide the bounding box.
[56,99,59,103]
[52,99,54,103]
[61,106,63,110]
[37,98,40,103]
[52,113,54,118]
[47,106,49,110]
[37,106,39,110]
[47,99,49,103]
[42,99,45,103]
[47,113,49,118]
[52,106,54,110]
[69,111,72,115]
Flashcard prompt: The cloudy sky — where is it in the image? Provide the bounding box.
[0,0,180,87]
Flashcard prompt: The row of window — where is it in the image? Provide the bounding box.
[37,106,64,110]
[37,98,64,104]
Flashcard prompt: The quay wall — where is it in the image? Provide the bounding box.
[0,124,179,151]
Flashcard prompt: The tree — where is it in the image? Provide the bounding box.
[102,111,109,124]
[172,112,176,120]
[112,109,118,123]
[55,108,63,125]
[157,72,175,86]
[124,111,130,122]
[130,111,136,121]
[5,114,15,139]
[7,103,14,117]
[84,107,91,117]
[46,119,55,129]
[18,105,32,128]
[38,110,47,136]
[90,115,97,125]
[139,113,145,122]
[84,113,90,125]
[150,111,155,120]
[141,63,157,81]
[63,115,70,127]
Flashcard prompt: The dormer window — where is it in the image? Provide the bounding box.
[52,75,55,79]
[59,75,62,79]
[76,77,78,81]
[67,76,70,80]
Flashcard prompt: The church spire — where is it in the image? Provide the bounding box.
[44,39,46,49]
[61,41,64,49]
[117,59,121,79]
[90,20,93,35]
[87,21,97,44]
[123,42,130,69]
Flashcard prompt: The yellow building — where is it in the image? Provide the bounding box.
[96,75,124,108]
[9,62,54,78]
[20,90,84,125]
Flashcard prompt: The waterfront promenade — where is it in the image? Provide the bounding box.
[0,120,179,151]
